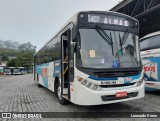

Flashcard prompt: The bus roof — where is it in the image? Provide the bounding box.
[140,31,160,41]
[4,67,15,69]
[35,10,138,55]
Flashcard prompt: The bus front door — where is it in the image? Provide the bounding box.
[61,35,70,99]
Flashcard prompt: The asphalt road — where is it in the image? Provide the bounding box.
[0,74,160,121]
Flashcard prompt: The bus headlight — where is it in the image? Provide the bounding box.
[86,82,92,88]
[77,76,99,90]
[91,84,99,90]
[136,78,144,87]
[81,79,87,85]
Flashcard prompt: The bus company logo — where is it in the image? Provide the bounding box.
[2,113,11,118]
[144,66,155,72]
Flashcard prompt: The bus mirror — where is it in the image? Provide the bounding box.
[72,27,77,42]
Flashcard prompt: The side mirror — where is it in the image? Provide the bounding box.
[72,27,77,42]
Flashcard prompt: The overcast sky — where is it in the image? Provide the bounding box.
[0,0,121,51]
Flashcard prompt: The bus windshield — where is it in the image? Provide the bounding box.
[14,69,20,72]
[140,35,160,51]
[5,69,11,72]
[77,28,141,69]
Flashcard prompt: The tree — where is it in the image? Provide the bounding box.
[11,42,19,50]
[7,59,16,67]
[0,41,36,67]
[4,40,12,49]
[18,42,36,52]
[0,48,17,61]
[0,40,3,48]
[15,51,34,68]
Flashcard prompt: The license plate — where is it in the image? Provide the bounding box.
[116,92,127,98]
[101,81,116,85]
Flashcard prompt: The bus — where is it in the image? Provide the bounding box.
[34,11,144,105]
[0,67,4,75]
[140,31,160,91]
[13,67,27,75]
[4,67,14,75]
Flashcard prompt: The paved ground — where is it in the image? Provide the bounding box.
[0,74,160,121]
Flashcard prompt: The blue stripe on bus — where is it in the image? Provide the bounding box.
[131,74,141,80]
[150,57,160,81]
[89,74,141,81]
[36,66,42,75]
[88,76,118,81]
[36,63,49,75]
[145,87,160,91]
[42,77,48,88]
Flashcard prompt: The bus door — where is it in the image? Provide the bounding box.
[61,32,72,99]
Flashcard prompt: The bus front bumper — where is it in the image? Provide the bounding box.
[74,81,145,106]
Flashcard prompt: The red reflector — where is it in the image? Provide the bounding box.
[116,92,127,98]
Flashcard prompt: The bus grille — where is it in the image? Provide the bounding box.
[92,70,140,78]
[99,83,136,88]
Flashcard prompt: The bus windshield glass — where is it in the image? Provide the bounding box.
[14,69,20,72]
[140,35,160,51]
[77,28,141,69]
[4,69,11,72]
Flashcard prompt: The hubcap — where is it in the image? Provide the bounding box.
[57,84,62,100]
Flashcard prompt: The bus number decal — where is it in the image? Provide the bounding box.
[124,77,132,81]
[88,15,99,23]
[144,66,155,72]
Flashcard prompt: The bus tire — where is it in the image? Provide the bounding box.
[55,80,69,105]
[37,74,42,87]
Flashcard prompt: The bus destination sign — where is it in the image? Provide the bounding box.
[78,13,136,27]
[88,14,129,26]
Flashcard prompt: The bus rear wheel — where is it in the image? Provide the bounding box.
[56,81,69,105]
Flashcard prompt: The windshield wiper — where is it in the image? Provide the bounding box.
[95,25,114,56]
[119,30,129,54]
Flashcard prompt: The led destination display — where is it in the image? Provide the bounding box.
[78,12,137,28]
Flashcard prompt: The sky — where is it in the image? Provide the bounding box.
[0,0,122,51]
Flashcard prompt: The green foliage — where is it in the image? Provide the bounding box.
[15,51,34,68]
[6,59,16,67]
[0,41,36,68]
[18,42,36,52]
[0,48,17,61]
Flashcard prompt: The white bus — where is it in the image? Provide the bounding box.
[140,31,160,91]
[13,67,27,75]
[4,67,14,75]
[34,11,144,105]
[0,67,4,75]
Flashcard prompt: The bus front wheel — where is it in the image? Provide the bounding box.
[55,81,69,105]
